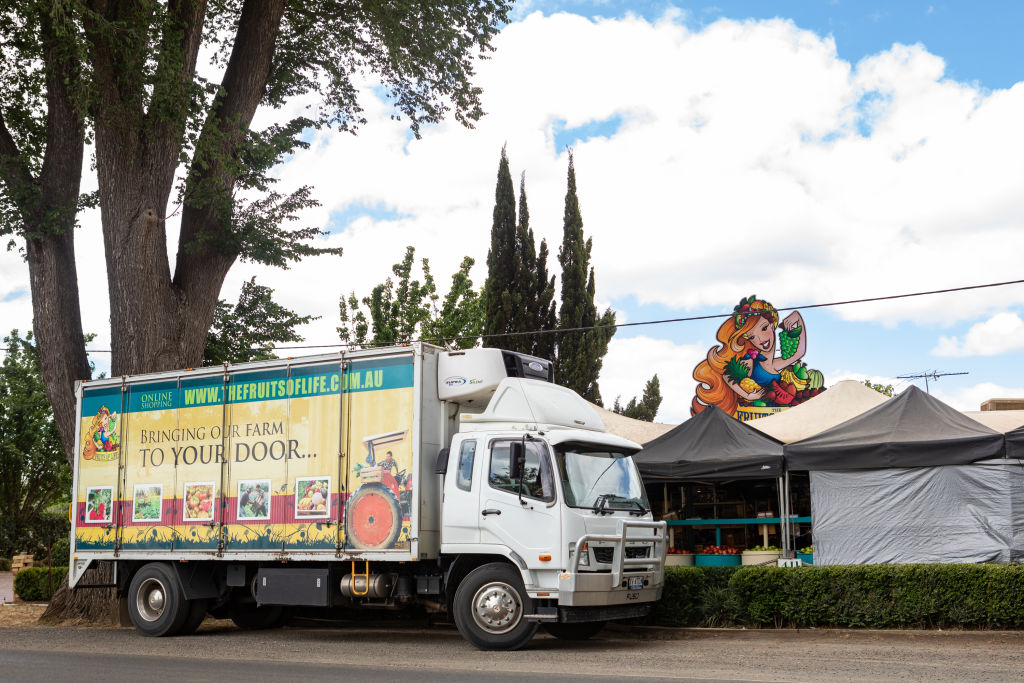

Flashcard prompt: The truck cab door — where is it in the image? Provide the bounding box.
[480,439,561,573]
[440,435,481,544]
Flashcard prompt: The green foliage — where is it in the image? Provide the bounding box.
[652,566,739,626]
[653,564,1024,629]
[482,150,557,358]
[864,381,896,397]
[339,246,482,350]
[0,331,71,558]
[13,566,67,601]
[0,557,10,571]
[555,151,615,404]
[203,278,316,365]
[613,374,663,421]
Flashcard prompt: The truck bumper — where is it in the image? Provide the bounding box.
[558,519,667,608]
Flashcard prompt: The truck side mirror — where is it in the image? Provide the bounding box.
[435,447,449,475]
[509,442,525,481]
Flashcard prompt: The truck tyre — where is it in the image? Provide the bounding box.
[177,598,209,636]
[453,563,538,651]
[542,621,606,640]
[345,484,402,550]
[229,602,290,630]
[127,562,190,637]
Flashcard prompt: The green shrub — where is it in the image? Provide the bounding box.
[0,557,10,571]
[654,563,1024,629]
[13,567,67,601]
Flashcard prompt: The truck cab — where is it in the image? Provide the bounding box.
[437,352,666,649]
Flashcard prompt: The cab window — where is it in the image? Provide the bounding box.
[456,440,476,491]
[488,440,555,502]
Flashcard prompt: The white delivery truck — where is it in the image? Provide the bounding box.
[69,344,665,650]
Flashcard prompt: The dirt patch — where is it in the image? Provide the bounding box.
[0,604,48,628]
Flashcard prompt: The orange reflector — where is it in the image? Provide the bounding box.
[537,593,550,597]
[539,554,552,562]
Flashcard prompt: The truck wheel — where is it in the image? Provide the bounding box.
[542,621,606,640]
[127,562,189,637]
[229,602,290,630]
[345,484,402,550]
[453,563,538,651]
[177,598,209,636]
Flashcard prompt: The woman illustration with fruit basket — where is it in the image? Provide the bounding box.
[691,295,824,417]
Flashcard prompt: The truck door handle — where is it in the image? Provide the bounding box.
[482,509,501,516]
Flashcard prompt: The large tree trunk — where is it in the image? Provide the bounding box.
[40,564,118,626]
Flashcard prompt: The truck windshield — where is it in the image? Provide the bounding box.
[553,443,649,513]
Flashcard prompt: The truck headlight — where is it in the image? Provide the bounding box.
[571,542,589,567]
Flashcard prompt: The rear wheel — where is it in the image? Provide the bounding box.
[127,563,189,637]
[177,598,209,636]
[453,563,538,651]
[542,621,606,640]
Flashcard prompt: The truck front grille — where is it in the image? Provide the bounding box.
[593,546,650,564]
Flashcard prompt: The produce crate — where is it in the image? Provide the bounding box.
[741,550,781,566]
[695,553,741,567]
[666,553,695,567]
[11,554,33,576]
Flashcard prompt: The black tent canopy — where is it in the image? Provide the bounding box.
[785,385,1004,470]
[1005,424,1024,459]
[636,404,784,481]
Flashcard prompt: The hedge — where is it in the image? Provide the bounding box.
[13,567,68,601]
[0,557,10,572]
[653,564,1024,629]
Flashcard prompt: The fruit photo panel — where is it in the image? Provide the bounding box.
[237,479,272,521]
[85,486,113,524]
[295,477,330,519]
[183,482,216,522]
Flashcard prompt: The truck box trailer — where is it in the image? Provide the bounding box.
[69,343,665,649]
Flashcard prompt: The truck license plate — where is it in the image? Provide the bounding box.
[628,577,643,590]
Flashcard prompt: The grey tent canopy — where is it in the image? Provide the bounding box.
[635,404,784,481]
[1005,424,1024,459]
[785,385,1004,470]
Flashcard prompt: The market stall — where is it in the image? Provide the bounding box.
[785,385,1010,565]
[636,405,801,562]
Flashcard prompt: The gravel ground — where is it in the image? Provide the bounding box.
[2,618,1024,681]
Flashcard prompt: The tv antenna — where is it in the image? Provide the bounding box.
[896,370,969,394]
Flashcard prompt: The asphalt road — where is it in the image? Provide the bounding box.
[3,621,1024,682]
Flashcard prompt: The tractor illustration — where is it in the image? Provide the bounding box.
[345,429,412,550]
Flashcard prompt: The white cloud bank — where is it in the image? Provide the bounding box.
[4,11,1024,390]
[600,335,706,424]
[933,312,1024,357]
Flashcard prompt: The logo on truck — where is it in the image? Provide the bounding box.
[444,376,466,387]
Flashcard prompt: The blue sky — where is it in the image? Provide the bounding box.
[3,2,1023,423]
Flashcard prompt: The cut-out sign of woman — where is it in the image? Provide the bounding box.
[692,296,825,417]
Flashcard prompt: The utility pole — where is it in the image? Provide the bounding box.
[896,370,969,393]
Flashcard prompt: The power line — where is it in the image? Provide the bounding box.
[5,276,1024,354]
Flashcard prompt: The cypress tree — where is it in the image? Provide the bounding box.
[614,374,663,422]
[533,237,558,361]
[556,151,616,404]
[483,146,526,352]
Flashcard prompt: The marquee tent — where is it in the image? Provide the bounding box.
[784,386,1013,565]
[636,404,784,481]
[748,380,890,444]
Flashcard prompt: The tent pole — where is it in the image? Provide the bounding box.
[777,476,787,554]
[784,470,793,557]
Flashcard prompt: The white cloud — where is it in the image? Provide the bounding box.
[932,381,1024,412]
[600,335,705,424]
[5,11,1024,392]
[932,312,1024,357]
